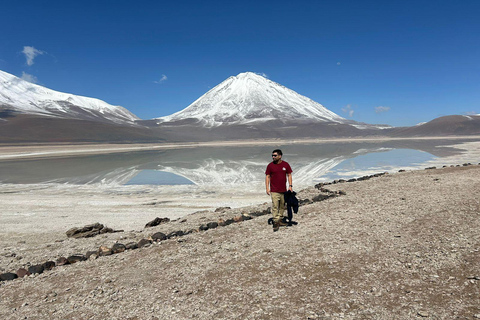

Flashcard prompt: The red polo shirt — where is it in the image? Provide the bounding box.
[265,161,292,193]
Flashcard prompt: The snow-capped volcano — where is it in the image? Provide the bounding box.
[156,72,347,127]
[0,70,139,124]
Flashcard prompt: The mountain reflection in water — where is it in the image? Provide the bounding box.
[0,139,476,189]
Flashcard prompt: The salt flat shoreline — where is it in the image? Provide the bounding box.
[1,164,479,319]
[1,135,480,160]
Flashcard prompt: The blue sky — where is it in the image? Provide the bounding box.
[1,0,479,126]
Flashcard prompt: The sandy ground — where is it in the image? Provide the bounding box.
[0,163,479,319]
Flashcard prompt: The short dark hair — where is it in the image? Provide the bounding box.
[272,149,283,156]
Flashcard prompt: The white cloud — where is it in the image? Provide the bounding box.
[20,72,38,84]
[22,46,45,66]
[341,104,354,117]
[154,74,168,84]
[337,62,341,65]
[255,72,269,78]
[465,111,479,116]
[375,106,390,113]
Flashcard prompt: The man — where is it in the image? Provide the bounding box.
[265,149,293,232]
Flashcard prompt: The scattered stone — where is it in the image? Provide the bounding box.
[214,207,231,212]
[125,242,138,250]
[0,272,18,281]
[233,215,244,223]
[218,219,226,226]
[67,255,86,264]
[16,268,30,278]
[417,310,429,317]
[151,232,167,242]
[28,264,45,275]
[167,230,184,238]
[66,223,119,239]
[137,239,152,248]
[43,261,56,271]
[207,222,219,229]
[111,243,126,254]
[145,217,170,228]
[85,251,98,260]
[224,218,235,226]
[98,246,113,256]
[199,224,209,231]
[56,257,69,266]
[399,169,406,172]
[425,167,436,170]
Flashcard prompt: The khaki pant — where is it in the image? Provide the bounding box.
[270,192,285,223]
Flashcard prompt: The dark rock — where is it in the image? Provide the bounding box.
[167,230,184,238]
[28,264,45,275]
[56,257,69,266]
[66,222,119,239]
[199,224,209,231]
[111,243,126,254]
[43,261,56,271]
[338,190,347,195]
[145,217,171,228]
[241,215,253,221]
[207,222,218,229]
[398,169,406,172]
[85,251,98,259]
[99,227,114,234]
[218,219,226,226]
[137,239,152,248]
[233,215,244,222]
[347,178,357,182]
[98,246,113,256]
[312,194,336,202]
[125,242,138,250]
[16,268,30,278]
[214,207,231,212]
[425,166,436,170]
[224,218,235,226]
[67,255,86,264]
[0,272,18,281]
[151,232,167,241]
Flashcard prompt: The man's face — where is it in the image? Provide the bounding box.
[272,153,281,163]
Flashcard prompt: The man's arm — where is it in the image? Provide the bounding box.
[265,174,271,195]
[287,173,293,192]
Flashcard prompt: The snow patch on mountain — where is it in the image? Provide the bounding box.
[156,72,347,127]
[0,70,139,124]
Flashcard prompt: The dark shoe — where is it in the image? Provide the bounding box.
[278,220,288,227]
[287,220,298,226]
[273,221,279,232]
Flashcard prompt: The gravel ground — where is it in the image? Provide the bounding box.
[0,165,479,319]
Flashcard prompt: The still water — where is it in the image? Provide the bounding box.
[0,139,478,191]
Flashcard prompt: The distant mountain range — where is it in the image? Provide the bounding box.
[0,70,479,143]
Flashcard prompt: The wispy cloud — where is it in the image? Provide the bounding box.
[375,106,390,114]
[20,72,39,84]
[342,104,354,117]
[255,72,269,78]
[337,62,341,66]
[22,46,45,66]
[154,74,168,84]
[465,111,479,115]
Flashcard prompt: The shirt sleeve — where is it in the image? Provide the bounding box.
[265,163,271,175]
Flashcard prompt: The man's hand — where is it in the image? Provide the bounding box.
[288,186,293,192]
[266,188,270,195]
